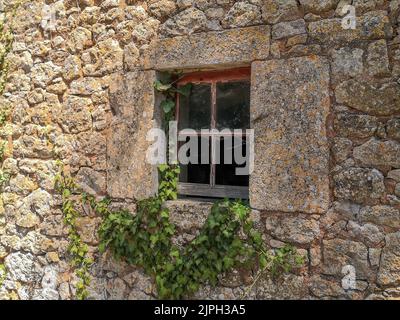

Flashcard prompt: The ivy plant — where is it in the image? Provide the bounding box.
[0,264,6,287]
[53,71,304,300]
[54,164,93,300]
[154,72,191,132]
[92,74,304,299]
[0,1,26,291]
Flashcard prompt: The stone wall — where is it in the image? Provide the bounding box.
[0,0,399,300]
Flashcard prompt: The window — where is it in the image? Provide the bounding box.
[176,68,251,199]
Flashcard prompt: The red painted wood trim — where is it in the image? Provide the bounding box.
[177,67,251,85]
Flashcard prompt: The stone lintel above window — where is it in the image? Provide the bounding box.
[148,25,270,70]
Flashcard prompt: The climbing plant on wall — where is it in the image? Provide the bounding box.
[95,73,304,299]
[0,0,26,290]
[54,72,304,300]
[54,165,93,300]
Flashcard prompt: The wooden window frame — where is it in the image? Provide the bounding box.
[175,67,251,199]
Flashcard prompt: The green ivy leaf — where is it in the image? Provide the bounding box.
[160,99,175,114]
[154,80,172,92]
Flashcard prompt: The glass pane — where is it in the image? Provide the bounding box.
[179,136,211,185]
[215,136,249,187]
[178,84,211,130]
[216,81,250,130]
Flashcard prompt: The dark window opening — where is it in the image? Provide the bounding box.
[176,68,251,199]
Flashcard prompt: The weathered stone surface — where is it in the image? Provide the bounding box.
[67,27,92,53]
[378,232,400,286]
[16,189,53,228]
[165,200,212,232]
[151,25,270,69]
[261,0,301,24]
[69,77,102,95]
[62,55,82,82]
[286,34,308,47]
[3,0,400,301]
[58,95,92,134]
[32,287,59,300]
[132,18,160,45]
[82,38,123,76]
[4,252,42,283]
[322,239,369,278]
[41,265,59,291]
[353,138,400,168]
[58,282,71,300]
[335,80,400,116]
[106,278,127,300]
[272,19,306,39]
[148,0,177,19]
[359,205,400,229]
[308,11,392,44]
[309,275,345,298]
[107,70,157,200]
[101,0,119,9]
[353,0,386,15]
[69,131,107,171]
[299,0,339,14]
[76,217,101,245]
[265,215,320,244]
[76,167,106,195]
[331,47,363,83]
[284,43,321,57]
[333,168,385,204]
[367,40,390,77]
[250,56,330,213]
[256,274,308,299]
[31,62,62,88]
[221,1,262,28]
[40,215,65,237]
[388,169,400,182]
[123,43,140,70]
[334,113,378,139]
[19,231,45,255]
[386,118,400,142]
[160,7,207,37]
[332,137,353,163]
[369,247,381,267]
[346,221,385,246]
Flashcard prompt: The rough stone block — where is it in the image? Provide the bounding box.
[335,80,400,116]
[308,11,392,44]
[378,232,400,286]
[150,25,270,70]
[300,0,340,14]
[250,56,330,213]
[366,40,390,77]
[359,205,400,229]
[272,19,306,39]
[334,113,378,139]
[264,215,320,244]
[322,238,370,279]
[107,70,157,200]
[256,274,308,299]
[261,0,301,24]
[331,47,363,84]
[353,138,400,168]
[333,168,385,205]
[387,118,400,141]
